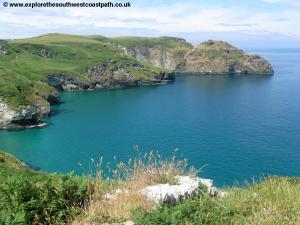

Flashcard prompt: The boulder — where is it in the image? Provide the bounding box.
[142,176,221,204]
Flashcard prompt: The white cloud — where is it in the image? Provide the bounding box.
[0,1,300,38]
[262,0,300,6]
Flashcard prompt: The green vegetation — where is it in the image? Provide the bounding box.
[1,151,299,225]
[0,33,178,108]
[112,36,193,53]
[133,177,300,225]
[0,152,90,225]
[193,40,245,61]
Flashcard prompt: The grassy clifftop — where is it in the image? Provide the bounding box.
[1,151,300,225]
[0,33,180,108]
[112,36,193,52]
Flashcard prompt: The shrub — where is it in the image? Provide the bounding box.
[0,166,90,225]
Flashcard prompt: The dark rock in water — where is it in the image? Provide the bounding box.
[155,71,175,81]
[47,94,61,105]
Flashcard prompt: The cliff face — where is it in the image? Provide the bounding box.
[183,40,274,74]
[113,36,193,70]
[48,64,174,91]
[0,97,50,129]
[122,46,177,70]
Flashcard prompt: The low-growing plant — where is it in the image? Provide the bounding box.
[0,153,91,225]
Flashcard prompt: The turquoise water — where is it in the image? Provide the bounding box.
[1,50,300,186]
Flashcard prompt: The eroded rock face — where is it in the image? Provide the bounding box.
[183,40,274,75]
[122,46,179,70]
[0,98,50,129]
[47,63,175,92]
[0,100,16,128]
[48,74,91,91]
[88,63,175,88]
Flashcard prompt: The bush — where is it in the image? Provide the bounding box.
[0,166,91,225]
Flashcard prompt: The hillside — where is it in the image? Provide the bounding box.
[0,34,178,129]
[1,151,299,225]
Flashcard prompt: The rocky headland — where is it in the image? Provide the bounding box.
[182,40,274,74]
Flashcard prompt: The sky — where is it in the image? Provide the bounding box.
[1,0,300,48]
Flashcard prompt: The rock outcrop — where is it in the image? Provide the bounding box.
[103,175,226,207]
[47,63,175,92]
[48,74,91,91]
[122,46,180,70]
[115,37,193,70]
[0,98,50,129]
[0,45,7,54]
[182,40,274,74]
[142,176,225,204]
[87,62,175,88]
[38,48,51,58]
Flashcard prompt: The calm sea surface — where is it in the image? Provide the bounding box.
[1,50,300,186]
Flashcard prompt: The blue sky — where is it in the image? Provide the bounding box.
[1,0,300,48]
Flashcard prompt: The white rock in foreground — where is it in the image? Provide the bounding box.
[142,176,218,204]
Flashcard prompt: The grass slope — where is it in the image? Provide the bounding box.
[134,177,300,225]
[1,151,299,225]
[0,33,183,108]
[111,36,193,53]
[0,152,90,225]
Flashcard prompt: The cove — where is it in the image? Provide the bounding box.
[1,50,300,186]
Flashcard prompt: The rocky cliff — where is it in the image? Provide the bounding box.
[183,40,274,74]
[122,46,178,70]
[0,97,50,129]
[113,36,193,70]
